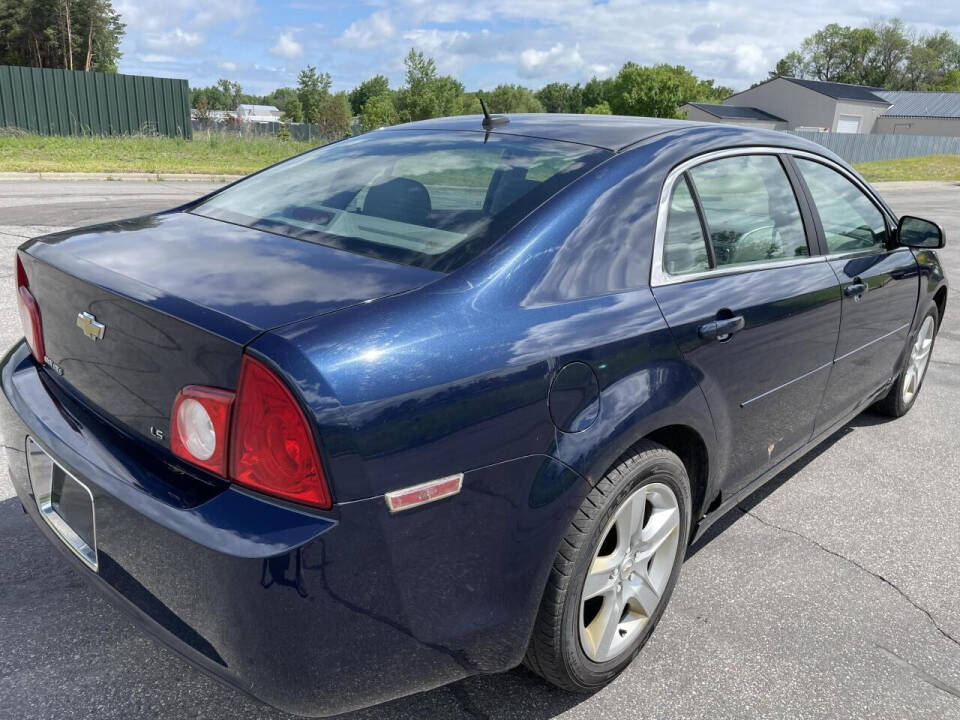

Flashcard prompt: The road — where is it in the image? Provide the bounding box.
[0,179,958,719]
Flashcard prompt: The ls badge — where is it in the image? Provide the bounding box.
[76,312,105,341]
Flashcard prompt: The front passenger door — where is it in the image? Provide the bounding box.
[793,158,920,432]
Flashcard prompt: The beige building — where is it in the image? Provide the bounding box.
[721,77,890,133]
[873,91,960,136]
[688,77,960,137]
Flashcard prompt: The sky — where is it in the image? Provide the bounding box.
[113,0,960,96]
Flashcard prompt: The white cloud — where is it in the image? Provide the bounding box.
[270,32,304,59]
[114,0,960,97]
[144,27,204,51]
[519,43,584,78]
[734,44,768,76]
[136,54,178,64]
[340,11,396,49]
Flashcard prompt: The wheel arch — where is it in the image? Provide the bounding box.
[644,424,710,527]
[934,286,947,328]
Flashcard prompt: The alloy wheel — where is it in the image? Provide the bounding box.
[902,315,935,405]
[579,482,681,663]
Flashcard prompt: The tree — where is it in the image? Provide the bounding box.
[0,0,124,71]
[194,94,211,126]
[863,19,911,88]
[264,87,300,114]
[485,84,543,113]
[297,65,332,125]
[281,95,303,123]
[582,77,613,108]
[361,93,398,131]
[768,18,960,91]
[314,91,351,139]
[903,31,960,89]
[584,101,611,114]
[349,74,389,115]
[217,78,243,109]
[770,51,808,79]
[536,82,571,113]
[394,48,464,122]
[532,82,584,113]
[609,63,710,118]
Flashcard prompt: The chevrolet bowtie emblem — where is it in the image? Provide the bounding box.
[76,311,105,341]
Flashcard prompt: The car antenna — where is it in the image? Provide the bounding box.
[478,94,508,129]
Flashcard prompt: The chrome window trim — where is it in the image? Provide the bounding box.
[650,146,897,287]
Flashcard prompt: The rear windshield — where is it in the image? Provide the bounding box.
[191,130,610,272]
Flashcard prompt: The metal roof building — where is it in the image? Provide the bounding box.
[693,77,960,137]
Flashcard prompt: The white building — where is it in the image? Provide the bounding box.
[235,104,283,123]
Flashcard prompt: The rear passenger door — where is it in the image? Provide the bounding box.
[791,157,920,432]
[652,152,842,495]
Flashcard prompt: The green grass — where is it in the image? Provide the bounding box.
[2,133,958,182]
[0,132,322,175]
[854,154,960,183]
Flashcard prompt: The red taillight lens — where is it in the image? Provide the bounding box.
[16,256,45,363]
[170,386,235,476]
[229,355,330,509]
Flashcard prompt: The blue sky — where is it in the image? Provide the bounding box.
[114,1,960,95]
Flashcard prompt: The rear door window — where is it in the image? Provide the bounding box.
[688,155,809,268]
[663,178,710,275]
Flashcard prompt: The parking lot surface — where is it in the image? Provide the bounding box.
[0,179,958,719]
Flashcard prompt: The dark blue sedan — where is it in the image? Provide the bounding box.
[2,114,947,716]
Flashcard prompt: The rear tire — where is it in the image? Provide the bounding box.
[872,306,939,418]
[524,441,691,692]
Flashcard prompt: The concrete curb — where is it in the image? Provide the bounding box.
[871,180,960,189]
[0,171,243,183]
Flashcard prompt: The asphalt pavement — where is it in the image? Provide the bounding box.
[0,178,958,719]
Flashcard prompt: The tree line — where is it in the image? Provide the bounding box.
[770,19,960,91]
[192,49,733,137]
[0,0,124,72]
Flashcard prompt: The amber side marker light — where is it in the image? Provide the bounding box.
[384,474,464,513]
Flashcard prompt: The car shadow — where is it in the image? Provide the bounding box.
[687,411,888,558]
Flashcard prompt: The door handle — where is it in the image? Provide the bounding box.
[844,280,868,298]
[699,315,745,341]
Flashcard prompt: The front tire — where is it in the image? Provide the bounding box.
[872,306,939,418]
[524,441,691,692]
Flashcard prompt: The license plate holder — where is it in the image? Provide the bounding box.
[26,437,98,572]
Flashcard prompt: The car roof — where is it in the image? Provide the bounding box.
[383,114,826,153]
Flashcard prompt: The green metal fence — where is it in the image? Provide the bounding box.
[0,66,191,139]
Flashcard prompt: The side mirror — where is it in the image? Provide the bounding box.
[898,215,945,249]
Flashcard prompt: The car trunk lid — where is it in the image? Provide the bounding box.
[20,211,441,448]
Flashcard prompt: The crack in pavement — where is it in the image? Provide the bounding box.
[737,506,960,651]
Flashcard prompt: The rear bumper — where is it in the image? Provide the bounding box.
[1,342,586,716]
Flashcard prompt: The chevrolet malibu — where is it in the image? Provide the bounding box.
[2,114,947,716]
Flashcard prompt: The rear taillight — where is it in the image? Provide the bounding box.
[229,355,330,509]
[169,355,331,509]
[170,386,235,476]
[16,255,45,363]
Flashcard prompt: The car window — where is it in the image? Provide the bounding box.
[795,158,888,254]
[688,155,809,269]
[663,177,710,275]
[191,131,609,272]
